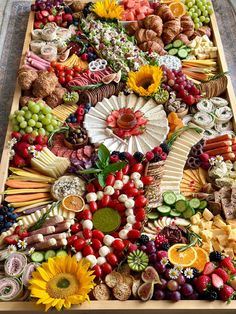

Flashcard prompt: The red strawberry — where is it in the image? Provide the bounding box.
[194,275,211,293]
[11,132,21,140]
[214,268,229,283]
[219,284,236,302]
[35,144,43,151]
[4,234,19,245]
[220,257,236,274]
[22,148,30,159]
[41,10,49,17]
[15,142,30,157]
[34,135,45,145]
[34,21,44,29]
[63,13,73,22]
[212,273,224,289]
[13,155,26,168]
[203,262,216,275]
[35,11,43,20]
[54,15,63,25]
[47,15,55,22]
[22,134,35,144]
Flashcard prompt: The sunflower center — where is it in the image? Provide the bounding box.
[136,76,154,89]
[46,273,79,299]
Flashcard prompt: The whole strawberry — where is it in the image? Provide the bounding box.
[194,275,211,294]
[219,284,236,302]
[214,268,229,284]
[220,257,236,274]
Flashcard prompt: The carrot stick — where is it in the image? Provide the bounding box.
[203,140,232,151]
[205,134,232,145]
[5,193,51,203]
[206,146,232,156]
[221,152,235,161]
[5,180,50,189]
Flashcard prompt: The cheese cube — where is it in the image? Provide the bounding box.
[223,225,232,234]
[190,213,201,225]
[202,242,212,253]
[225,247,234,258]
[203,208,214,221]
[212,229,226,236]
[217,235,228,246]
[212,240,221,251]
[228,229,236,241]
[204,221,213,230]
[200,230,213,241]
[190,225,200,234]
[214,219,227,229]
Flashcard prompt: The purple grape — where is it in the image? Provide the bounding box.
[181,283,194,297]
[165,290,172,300]
[167,280,179,291]
[39,3,46,10]
[154,289,165,300]
[171,291,181,302]
[164,269,172,280]
[139,245,147,252]
[149,253,157,264]
[176,274,186,286]
[154,262,166,274]
[156,278,167,290]
[185,290,199,300]
[146,246,156,254]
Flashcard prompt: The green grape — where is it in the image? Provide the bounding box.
[197,9,201,16]
[199,21,203,27]
[42,106,52,115]
[45,131,49,136]
[35,122,43,128]
[28,101,36,111]
[18,110,25,116]
[38,114,45,121]
[32,130,39,137]
[11,118,18,125]
[192,12,198,18]
[21,106,28,111]
[51,119,58,127]
[46,125,54,132]
[9,114,15,120]
[19,129,26,135]
[25,126,33,134]
[38,128,46,136]
[193,5,198,10]
[32,114,39,121]
[205,17,210,23]
[13,125,20,132]
[37,101,45,110]
[17,115,24,123]
[202,10,208,16]
[24,111,32,120]
[187,2,193,8]
[28,119,36,127]
[207,7,213,14]
[194,17,199,23]
[42,118,50,126]
[187,11,193,17]
[195,23,200,30]
[20,121,27,129]
[45,113,52,121]
[201,0,206,4]
[189,7,195,12]
[31,104,40,114]
[200,15,205,22]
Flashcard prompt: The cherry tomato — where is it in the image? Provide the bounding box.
[105,174,115,186]
[115,203,126,212]
[135,208,146,221]
[89,201,98,213]
[94,179,103,191]
[101,195,110,207]
[106,253,118,266]
[59,76,66,84]
[73,71,81,77]
[87,183,96,193]
[67,235,78,246]
[58,70,65,77]
[83,228,93,239]
[131,163,144,173]
[112,239,125,251]
[51,61,57,68]
[92,230,104,241]
[141,176,154,185]
[82,209,92,220]
[74,238,86,251]
[65,75,73,83]
[55,64,64,71]
[115,170,123,180]
[91,238,102,251]
[112,189,120,199]
[65,69,74,76]
[73,65,82,72]
[101,262,112,274]
[83,245,94,256]
[125,187,139,197]
[122,164,130,175]
[133,221,142,229]
[70,223,82,233]
[135,195,147,208]
[123,181,135,191]
[92,264,102,278]
[48,67,55,73]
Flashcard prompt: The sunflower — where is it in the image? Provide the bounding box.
[127,65,163,97]
[29,255,95,312]
[92,0,124,20]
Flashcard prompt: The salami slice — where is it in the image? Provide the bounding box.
[83,145,92,158]
[57,147,69,157]
[63,149,73,159]
[76,148,83,160]
[71,151,77,160]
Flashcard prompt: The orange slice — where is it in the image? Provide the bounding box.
[62,195,85,212]
[190,247,209,272]
[169,2,186,17]
[161,0,181,4]
[168,244,197,267]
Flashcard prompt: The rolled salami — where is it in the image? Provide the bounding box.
[0,278,23,301]
[4,253,27,277]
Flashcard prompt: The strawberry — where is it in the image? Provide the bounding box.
[47,15,55,22]
[194,275,211,293]
[22,134,35,144]
[34,135,45,145]
[214,268,229,283]
[4,234,19,245]
[34,21,44,29]
[212,273,224,289]
[13,155,26,168]
[41,10,49,17]
[219,284,236,302]
[63,13,73,22]
[11,132,21,140]
[15,142,30,157]
[220,257,236,274]
[35,144,43,151]
[35,11,43,21]
[203,262,216,275]
[22,148,30,159]
[54,15,63,25]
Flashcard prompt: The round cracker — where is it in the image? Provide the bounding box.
[105,271,123,288]
[93,283,111,300]
[122,274,134,288]
[113,283,131,301]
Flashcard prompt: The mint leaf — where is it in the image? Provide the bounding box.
[98,173,106,187]
[98,144,110,167]
[102,162,126,176]
[78,168,102,174]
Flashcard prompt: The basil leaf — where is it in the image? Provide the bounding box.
[78,168,102,174]
[98,173,106,188]
[98,144,110,167]
[95,160,104,169]
[102,162,126,176]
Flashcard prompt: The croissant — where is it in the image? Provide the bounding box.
[126,21,142,36]
[139,41,167,55]
[181,15,194,38]
[143,15,163,37]
[135,28,157,44]
[152,37,164,48]
[162,18,181,45]
[156,4,175,22]
[174,34,190,45]
[192,26,211,39]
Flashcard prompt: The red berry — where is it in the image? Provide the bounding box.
[213,268,229,283]
[106,253,118,266]
[70,223,82,233]
[135,195,147,207]
[212,273,224,289]
[110,155,119,163]
[106,174,115,186]
[123,181,135,191]
[145,151,154,161]
[87,183,96,192]
[122,164,130,175]
[219,284,235,302]
[82,210,92,220]
[13,155,26,168]
[153,147,163,154]
[101,262,112,274]
[112,189,120,199]
[141,176,154,185]
[91,238,102,251]
[67,235,78,246]
[127,229,140,239]
[74,238,86,251]
[203,262,216,275]
[101,195,110,207]
[83,228,92,239]
[133,222,142,229]
[131,163,143,173]
[115,170,123,180]
[220,257,236,274]
[135,208,146,221]
[125,187,139,197]
[92,230,104,241]
[92,264,102,278]
[81,53,88,61]
[199,153,210,163]
[115,203,126,212]
[160,152,167,160]
[83,245,94,256]
[89,201,98,213]
[112,239,125,251]
[194,275,211,294]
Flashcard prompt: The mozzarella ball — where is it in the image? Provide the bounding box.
[85,255,97,268]
[104,186,115,195]
[124,223,133,230]
[127,215,136,224]
[134,179,144,189]
[96,191,104,200]
[97,256,106,265]
[124,199,135,209]
[75,251,83,262]
[131,172,141,180]
[113,180,124,190]
[86,192,97,202]
[118,194,128,203]
[119,229,129,239]
[103,235,115,246]
[122,175,130,184]
[125,208,134,216]
[99,246,110,257]
[82,220,93,230]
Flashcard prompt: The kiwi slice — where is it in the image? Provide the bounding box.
[127,250,149,272]
[92,207,121,233]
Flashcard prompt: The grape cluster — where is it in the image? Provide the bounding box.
[31,0,64,11]
[10,101,61,137]
[184,0,213,30]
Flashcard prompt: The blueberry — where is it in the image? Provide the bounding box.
[0,215,3,222]
[72,117,77,123]
[5,222,13,228]
[8,207,15,212]
[85,103,92,109]
[1,228,6,233]
[67,118,71,123]
[73,21,79,26]
[12,214,17,220]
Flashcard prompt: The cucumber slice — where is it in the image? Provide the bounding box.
[183,207,195,219]
[173,39,183,48]
[181,45,187,49]
[176,194,186,201]
[165,43,173,50]
[186,48,192,53]
[178,49,188,59]
[157,205,171,214]
[199,200,208,210]
[189,198,201,209]
[163,192,176,205]
[170,210,181,217]
[147,212,159,220]
[45,250,56,261]
[56,250,68,257]
[175,200,188,213]
[169,48,178,56]
[31,251,44,263]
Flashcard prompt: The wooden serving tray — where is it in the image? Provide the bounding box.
[0,2,236,313]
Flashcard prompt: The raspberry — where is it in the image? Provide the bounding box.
[110,155,119,163]
[161,152,167,160]
[160,143,170,154]
[145,151,154,161]
[153,146,163,154]
[155,234,168,247]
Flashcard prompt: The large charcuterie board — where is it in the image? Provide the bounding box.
[0,0,236,313]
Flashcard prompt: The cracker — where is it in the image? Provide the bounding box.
[113,283,131,301]
[121,274,134,288]
[93,283,111,300]
[105,271,123,288]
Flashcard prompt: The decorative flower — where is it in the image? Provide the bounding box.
[92,0,123,20]
[7,138,17,149]
[184,268,194,279]
[127,65,163,97]
[9,149,15,160]
[7,245,17,254]
[169,268,180,279]
[160,257,169,266]
[28,145,36,152]
[29,255,96,311]
[33,150,41,158]
[17,240,27,250]
[28,247,35,255]
[174,264,183,273]
[209,157,216,166]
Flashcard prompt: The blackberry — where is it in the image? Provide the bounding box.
[111,151,120,156]
[139,234,149,245]
[202,289,218,301]
[119,152,128,160]
[209,251,222,262]
[153,153,162,162]
[192,267,200,277]
[160,143,170,154]
[160,243,170,251]
[133,152,144,162]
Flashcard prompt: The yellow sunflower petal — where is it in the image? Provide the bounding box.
[37,266,52,281]
[30,279,47,290]
[45,303,52,312]
[55,299,64,311]
[64,299,71,309]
